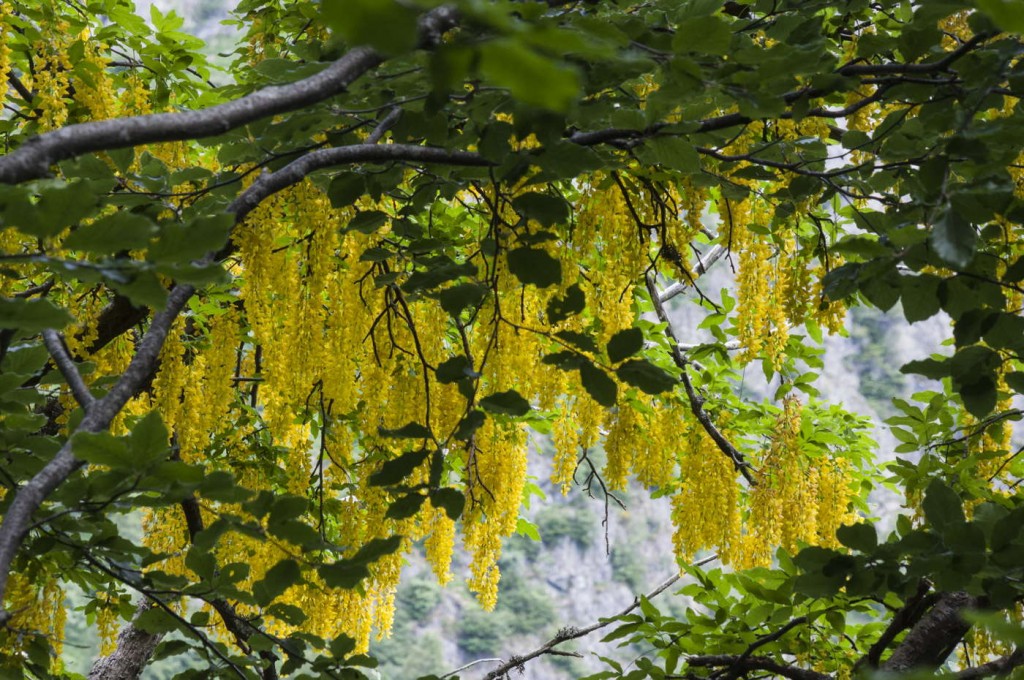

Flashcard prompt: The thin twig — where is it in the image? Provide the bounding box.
[480,555,719,680]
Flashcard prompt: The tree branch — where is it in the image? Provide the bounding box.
[954,648,1024,679]
[881,591,979,672]
[0,7,460,184]
[682,654,832,680]
[87,600,163,680]
[41,329,95,409]
[226,143,489,225]
[644,272,757,484]
[479,555,719,680]
[0,283,194,619]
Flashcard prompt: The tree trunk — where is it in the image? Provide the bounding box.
[88,600,163,680]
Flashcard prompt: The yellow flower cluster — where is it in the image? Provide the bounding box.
[738,399,853,568]
[672,423,741,564]
[30,17,73,131]
[0,572,66,661]
[0,3,11,104]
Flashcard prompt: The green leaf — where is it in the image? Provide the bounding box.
[436,355,476,384]
[385,492,427,519]
[150,214,234,264]
[556,330,599,353]
[453,410,486,441]
[63,212,157,253]
[974,0,1024,33]
[636,137,700,173]
[268,495,307,527]
[922,479,966,533]
[438,282,488,316]
[616,359,677,395]
[930,209,976,268]
[0,298,73,332]
[431,488,465,521]
[378,422,432,439]
[321,0,419,55]
[607,328,644,363]
[71,431,131,467]
[327,173,366,208]
[507,247,562,288]
[836,523,877,552]
[370,448,431,486]
[546,284,585,324]
[479,390,531,416]
[512,192,570,227]
[1,183,99,238]
[253,559,303,607]
[266,602,307,626]
[479,39,580,112]
[345,210,388,234]
[900,274,941,323]
[319,536,403,589]
[128,411,169,464]
[134,607,179,635]
[579,361,617,407]
[672,15,733,55]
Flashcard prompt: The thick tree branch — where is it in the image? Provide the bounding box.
[41,329,95,409]
[0,283,194,619]
[87,600,163,680]
[683,654,831,680]
[955,648,1024,679]
[226,144,490,224]
[881,591,979,672]
[480,555,719,680]
[0,7,460,184]
[857,578,935,670]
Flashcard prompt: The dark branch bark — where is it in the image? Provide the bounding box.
[0,7,460,184]
[881,591,979,672]
[41,329,95,408]
[684,655,832,680]
[955,648,1024,679]
[0,283,194,620]
[226,143,489,225]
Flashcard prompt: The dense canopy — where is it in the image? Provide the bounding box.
[1,0,1024,678]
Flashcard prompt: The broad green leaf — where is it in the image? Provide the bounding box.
[253,559,303,607]
[616,359,677,395]
[836,522,877,552]
[479,389,531,416]
[930,209,976,268]
[63,212,157,253]
[547,284,586,324]
[431,488,465,520]
[479,39,580,112]
[321,0,419,55]
[579,361,617,407]
[379,422,432,439]
[507,247,562,288]
[0,298,73,332]
[512,192,570,227]
[385,492,427,519]
[607,328,644,363]
[438,282,488,316]
[370,448,431,486]
[974,0,1024,33]
[921,479,966,533]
